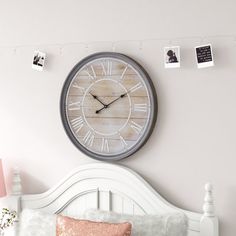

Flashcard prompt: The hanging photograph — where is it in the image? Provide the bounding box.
[32,51,46,71]
[195,44,214,68]
[164,46,180,68]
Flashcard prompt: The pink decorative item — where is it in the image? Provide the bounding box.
[0,160,6,197]
[56,215,132,236]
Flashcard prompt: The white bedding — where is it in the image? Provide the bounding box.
[18,208,188,236]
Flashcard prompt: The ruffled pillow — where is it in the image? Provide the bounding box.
[83,209,188,236]
[19,209,56,236]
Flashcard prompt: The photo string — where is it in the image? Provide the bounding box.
[0,34,234,56]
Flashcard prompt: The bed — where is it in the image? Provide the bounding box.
[9,163,218,236]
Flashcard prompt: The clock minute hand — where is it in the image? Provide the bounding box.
[106,96,122,106]
[95,92,127,114]
[106,92,128,106]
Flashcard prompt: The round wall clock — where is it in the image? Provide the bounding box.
[60,52,157,161]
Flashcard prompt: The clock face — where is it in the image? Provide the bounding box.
[60,52,157,161]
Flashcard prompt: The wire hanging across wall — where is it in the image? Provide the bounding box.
[0,34,235,55]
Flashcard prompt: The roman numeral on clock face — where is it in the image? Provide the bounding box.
[83,130,94,147]
[85,65,96,80]
[101,60,112,76]
[72,82,85,92]
[133,103,147,112]
[120,135,128,148]
[130,121,143,134]
[129,82,142,93]
[120,64,128,80]
[71,116,84,133]
[68,101,81,110]
[101,138,109,153]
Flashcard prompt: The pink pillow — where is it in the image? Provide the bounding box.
[56,215,132,236]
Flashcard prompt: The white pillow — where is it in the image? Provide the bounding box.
[83,209,188,236]
[19,209,56,236]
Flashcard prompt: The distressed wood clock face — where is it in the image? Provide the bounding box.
[60,52,157,161]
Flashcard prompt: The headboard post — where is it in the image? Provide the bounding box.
[10,167,22,215]
[200,183,219,236]
[12,167,22,196]
[7,167,22,236]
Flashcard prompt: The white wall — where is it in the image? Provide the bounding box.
[0,0,235,235]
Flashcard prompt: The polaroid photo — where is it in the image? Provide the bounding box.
[164,46,180,68]
[195,44,214,68]
[32,51,46,71]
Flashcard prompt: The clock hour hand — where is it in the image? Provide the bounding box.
[89,92,106,106]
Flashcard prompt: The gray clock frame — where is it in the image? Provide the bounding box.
[60,52,158,161]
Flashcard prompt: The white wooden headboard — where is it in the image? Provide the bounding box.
[9,163,218,236]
